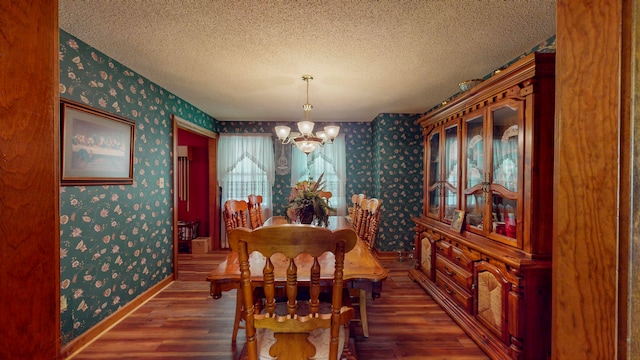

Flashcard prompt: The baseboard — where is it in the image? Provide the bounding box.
[61,274,175,359]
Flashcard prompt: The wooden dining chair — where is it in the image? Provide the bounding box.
[223,199,249,233]
[222,199,251,342]
[350,198,382,338]
[318,191,332,205]
[229,225,357,360]
[356,198,383,242]
[247,194,265,229]
[362,198,382,248]
[318,191,334,215]
[353,198,370,239]
[349,194,365,221]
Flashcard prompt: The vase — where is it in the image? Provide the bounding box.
[300,205,314,224]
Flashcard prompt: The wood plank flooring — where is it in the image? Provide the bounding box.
[69,251,489,360]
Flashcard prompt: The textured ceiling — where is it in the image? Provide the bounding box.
[58,0,556,123]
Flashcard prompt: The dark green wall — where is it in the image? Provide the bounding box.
[58,30,216,344]
[371,113,424,252]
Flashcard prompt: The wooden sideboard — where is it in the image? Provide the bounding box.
[409,52,555,359]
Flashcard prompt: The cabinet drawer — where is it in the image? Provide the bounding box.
[435,272,473,314]
[450,245,476,271]
[435,240,451,257]
[436,256,473,290]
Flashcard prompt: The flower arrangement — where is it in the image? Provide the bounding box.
[286,173,334,227]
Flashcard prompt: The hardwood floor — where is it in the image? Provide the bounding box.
[69,251,488,360]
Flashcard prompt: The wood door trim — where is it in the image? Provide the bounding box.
[172,115,220,276]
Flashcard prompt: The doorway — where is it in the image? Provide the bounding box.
[172,115,219,276]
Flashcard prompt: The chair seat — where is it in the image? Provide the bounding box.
[256,325,346,360]
[256,301,346,360]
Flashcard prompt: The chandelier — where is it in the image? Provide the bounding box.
[275,75,340,154]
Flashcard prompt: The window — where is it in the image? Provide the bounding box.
[291,135,347,215]
[218,134,274,247]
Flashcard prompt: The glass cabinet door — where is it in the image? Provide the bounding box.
[488,101,522,243]
[426,131,441,219]
[463,113,485,232]
[443,124,459,222]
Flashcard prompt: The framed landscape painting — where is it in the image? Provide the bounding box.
[60,100,135,185]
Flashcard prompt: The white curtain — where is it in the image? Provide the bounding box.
[218,134,275,247]
[291,135,347,215]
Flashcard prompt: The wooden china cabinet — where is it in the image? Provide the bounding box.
[410,52,554,360]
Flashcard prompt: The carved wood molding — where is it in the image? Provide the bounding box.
[418,53,554,129]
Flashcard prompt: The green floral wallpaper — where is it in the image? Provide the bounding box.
[58,30,216,344]
[371,113,424,252]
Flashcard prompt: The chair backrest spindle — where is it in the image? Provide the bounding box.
[247,194,265,229]
[355,198,370,238]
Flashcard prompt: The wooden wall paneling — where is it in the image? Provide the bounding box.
[209,137,220,250]
[554,0,622,358]
[619,0,639,358]
[0,0,61,358]
[173,117,180,274]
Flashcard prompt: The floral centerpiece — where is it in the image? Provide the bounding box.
[286,173,334,227]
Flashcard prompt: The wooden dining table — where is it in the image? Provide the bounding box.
[206,216,388,299]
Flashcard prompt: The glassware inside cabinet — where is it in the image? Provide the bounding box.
[491,194,517,238]
[492,106,519,192]
[465,192,485,228]
[490,103,520,240]
[427,131,441,218]
[443,125,459,221]
[464,114,485,230]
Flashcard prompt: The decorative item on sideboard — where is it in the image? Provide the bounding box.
[458,79,483,92]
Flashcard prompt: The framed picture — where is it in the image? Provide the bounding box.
[60,100,135,185]
[450,209,465,233]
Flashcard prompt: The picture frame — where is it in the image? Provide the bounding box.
[60,100,135,185]
[450,209,465,233]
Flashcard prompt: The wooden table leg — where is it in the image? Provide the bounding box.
[210,282,222,299]
[359,289,369,337]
